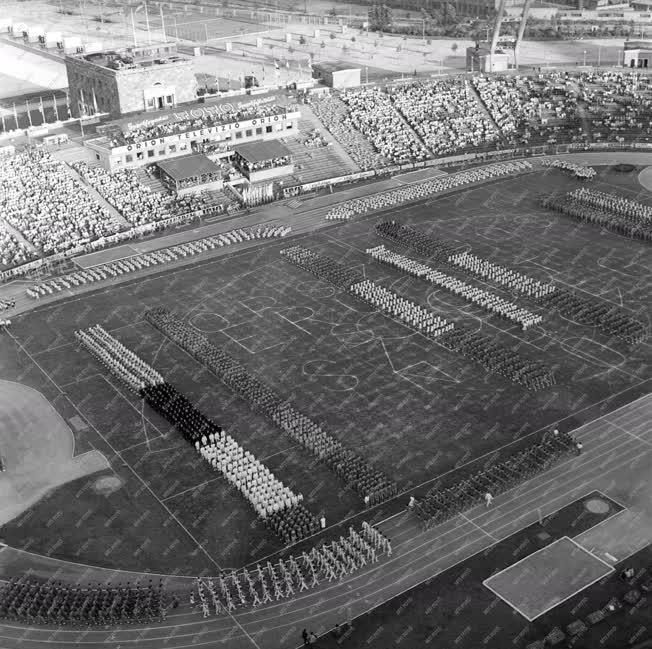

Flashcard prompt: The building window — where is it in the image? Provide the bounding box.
[245,129,252,137]
[169,144,177,153]
[275,123,283,131]
[286,123,293,130]
[266,125,273,133]
[147,149,155,158]
[224,134,232,141]
[137,151,144,160]
[166,94,173,104]
[147,98,155,108]
[125,154,133,163]
[235,131,243,139]
[96,153,100,160]
[180,143,188,151]
[255,127,262,135]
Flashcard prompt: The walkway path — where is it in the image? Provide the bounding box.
[0,394,649,649]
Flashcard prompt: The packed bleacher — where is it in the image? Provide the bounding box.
[146,306,397,506]
[0,230,35,269]
[541,189,652,242]
[0,577,166,625]
[411,429,578,528]
[387,79,499,156]
[109,104,290,147]
[471,74,584,146]
[325,161,532,221]
[367,245,542,330]
[541,158,597,180]
[76,324,320,544]
[195,522,391,613]
[339,86,429,164]
[27,225,290,299]
[309,94,388,171]
[0,150,117,257]
[72,161,204,225]
[579,70,652,143]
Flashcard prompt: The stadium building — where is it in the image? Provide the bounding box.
[65,43,197,119]
[83,91,301,171]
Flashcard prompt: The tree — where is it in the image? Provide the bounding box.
[368,4,393,31]
[451,42,458,53]
[351,35,356,42]
[299,34,306,44]
[321,40,326,47]
[329,32,336,39]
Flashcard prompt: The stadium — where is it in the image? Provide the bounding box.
[0,0,651,647]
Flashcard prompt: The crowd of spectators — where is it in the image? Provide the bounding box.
[472,74,584,146]
[0,577,166,625]
[76,324,320,544]
[412,430,577,528]
[195,523,390,613]
[27,225,289,299]
[541,158,596,180]
[0,230,35,269]
[0,150,116,256]
[367,245,542,330]
[388,79,499,156]
[310,94,387,171]
[326,161,532,221]
[339,87,429,164]
[579,71,652,143]
[72,161,204,225]
[146,305,397,506]
[109,104,289,147]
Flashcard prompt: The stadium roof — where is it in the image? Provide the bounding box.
[157,154,220,181]
[234,140,291,163]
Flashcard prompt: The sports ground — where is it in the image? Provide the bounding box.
[0,161,650,648]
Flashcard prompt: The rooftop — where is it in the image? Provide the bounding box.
[234,140,292,163]
[157,154,221,182]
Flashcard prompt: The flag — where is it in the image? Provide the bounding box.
[39,96,45,121]
[307,55,313,70]
[13,103,18,127]
[274,60,279,70]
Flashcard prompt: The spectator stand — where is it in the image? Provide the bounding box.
[231,140,295,184]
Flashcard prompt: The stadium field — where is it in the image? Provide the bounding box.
[0,164,649,579]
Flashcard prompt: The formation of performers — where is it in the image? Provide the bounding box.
[367,245,543,330]
[350,279,454,338]
[375,220,647,346]
[541,189,652,242]
[194,522,391,613]
[76,325,320,544]
[0,577,166,625]
[27,225,291,299]
[541,159,597,180]
[0,299,15,312]
[282,245,554,391]
[145,307,397,506]
[540,288,649,345]
[411,430,578,528]
[281,246,364,289]
[448,251,556,299]
[325,161,532,221]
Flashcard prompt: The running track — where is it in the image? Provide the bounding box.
[0,393,650,649]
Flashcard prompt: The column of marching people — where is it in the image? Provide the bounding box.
[27,225,291,299]
[75,324,321,544]
[146,307,398,507]
[192,522,392,614]
[325,161,532,221]
[367,245,543,330]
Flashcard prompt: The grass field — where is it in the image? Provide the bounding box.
[0,165,649,581]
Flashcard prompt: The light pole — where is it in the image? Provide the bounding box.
[583,49,586,66]
[598,44,601,66]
